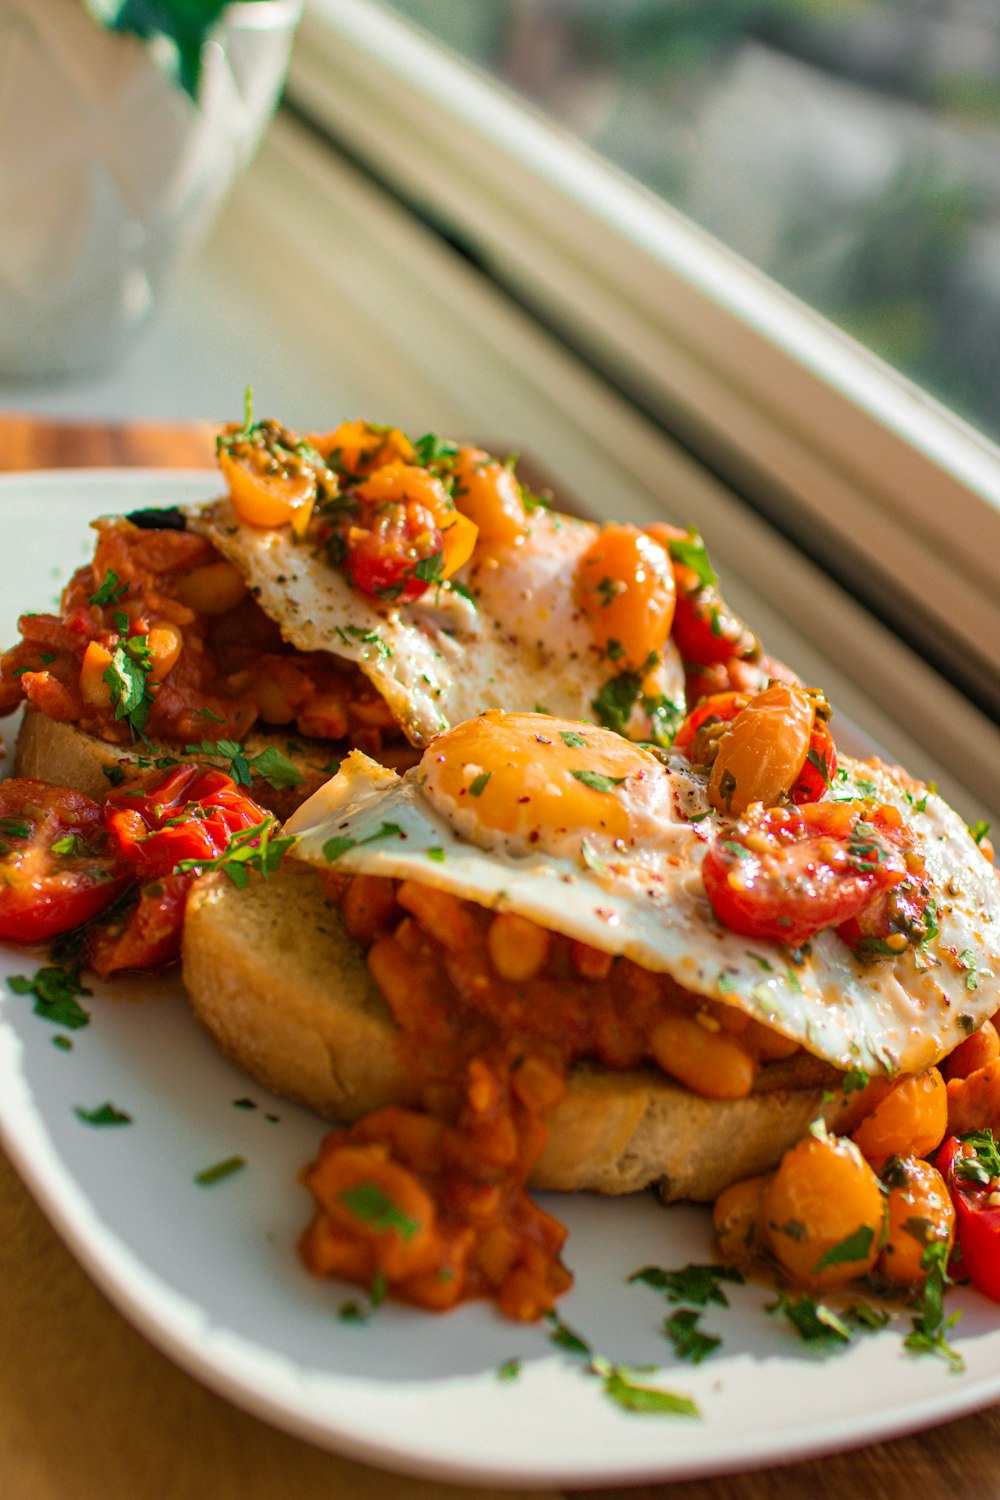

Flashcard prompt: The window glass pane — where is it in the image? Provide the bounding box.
[382,0,1000,447]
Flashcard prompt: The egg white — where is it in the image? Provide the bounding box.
[286,746,1000,1078]
[187,500,685,748]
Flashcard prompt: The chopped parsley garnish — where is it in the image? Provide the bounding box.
[323,821,404,862]
[412,432,459,466]
[811,1223,875,1274]
[8,963,92,1029]
[469,771,492,797]
[0,817,30,839]
[559,729,588,748]
[628,1263,744,1308]
[766,1291,852,1347]
[592,671,642,736]
[954,1129,1000,1187]
[590,1357,700,1418]
[969,820,991,846]
[194,1155,246,1186]
[446,578,478,608]
[903,1241,963,1372]
[50,833,88,858]
[413,551,444,584]
[183,739,303,792]
[103,631,154,736]
[496,1358,522,1382]
[338,1182,420,1239]
[663,1308,721,1365]
[89,570,127,606]
[841,1068,870,1095]
[958,949,979,990]
[74,1102,133,1126]
[334,624,393,659]
[102,764,127,788]
[174,818,294,888]
[545,1310,592,1356]
[425,847,446,863]
[580,838,610,876]
[570,769,625,793]
[805,747,833,785]
[666,531,717,590]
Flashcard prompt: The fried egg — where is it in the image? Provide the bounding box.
[285,711,1000,1078]
[187,500,684,747]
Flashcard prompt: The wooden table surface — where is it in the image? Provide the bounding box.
[2,412,1000,1500]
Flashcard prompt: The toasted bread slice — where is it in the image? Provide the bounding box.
[13,706,341,819]
[182,862,855,1202]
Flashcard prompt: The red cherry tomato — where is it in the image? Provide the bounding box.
[701,800,917,948]
[88,872,193,977]
[0,779,129,943]
[673,691,749,764]
[104,764,268,880]
[789,717,838,805]
[937,1135,1000,1303]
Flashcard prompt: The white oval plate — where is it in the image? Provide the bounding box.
[2,468,1000,1488]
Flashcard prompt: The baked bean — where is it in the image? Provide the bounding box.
[568,939,613,980]
[487,912,552,981]
[341,874,399,946]
[649,1013,755,1100]
[173,559,248,615]
[397,881,479,953]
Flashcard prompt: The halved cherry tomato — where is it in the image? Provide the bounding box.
[673,691,749,765]
[701,800,918,948]
[937,1134,1000,1303]
[790,716,838,805]
[335,462,478,603]
[645,523,759,667]
[0,779,129,943]
[104,764,268,880]
[87,872,192,977]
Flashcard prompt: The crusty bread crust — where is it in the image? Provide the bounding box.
[14,706,338,819]
[182,862,850,1202]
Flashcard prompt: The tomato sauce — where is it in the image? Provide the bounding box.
[300,874,802,1320]
[0,518,409,761]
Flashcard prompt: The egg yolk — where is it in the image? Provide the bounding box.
[419,711,670,854]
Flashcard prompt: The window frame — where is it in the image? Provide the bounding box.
[290,0,1000,721]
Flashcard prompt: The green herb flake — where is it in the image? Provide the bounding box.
[663,1308,721,1365]
[52,1035,73,1052]
[666,531,717,590]
[103,632,154,736]
[590,1357,700,1418]
[322,821,404,863]
[0,817,30,839]
[811,1223,875,1274]
[74,1102,133,1126]
[570,769,626,793]
[969,820,991,847]
[496,1358,522,1382]
[469,771,492,797]
[102,764,127,787]
[628,1263,744,1308]
[559,729,588,748]
[89,569,127,607]
[842,1068,871,1095]
[425,847,446,863]
[194,1155,246,1186]
[8,964,92,1029]
[338,1182,420,1239]
[413,551,444,584]
[767,1290,852,1347]
[903,1241,964,1372]
[958,949,979,990]
[544,1310,592,1356]
[174,817,294,888]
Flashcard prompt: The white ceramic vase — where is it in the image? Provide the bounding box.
[0,0,302,377]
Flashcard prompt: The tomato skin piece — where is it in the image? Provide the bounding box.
[937,1136,1000,1303]
[789,717,838,805]
[0,779,129,943]
[104,764,268,880]
[88,872,192,977]
[673,691,748,765]
[701,800,914,948]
